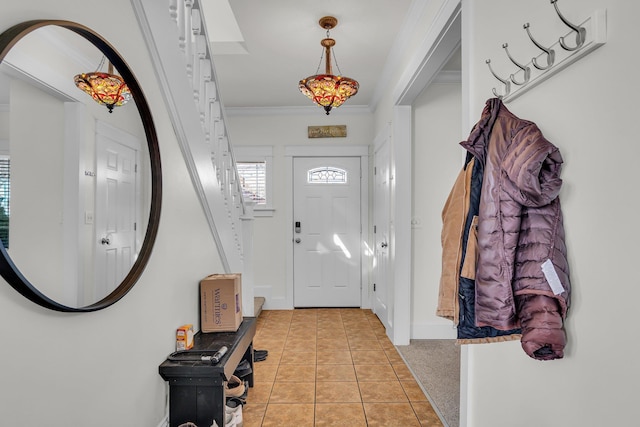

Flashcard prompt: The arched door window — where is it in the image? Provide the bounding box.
[307,166,347,184]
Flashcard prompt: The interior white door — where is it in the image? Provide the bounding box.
[94,130,138,301]
[293,156,361,307]
[373,136,392,330]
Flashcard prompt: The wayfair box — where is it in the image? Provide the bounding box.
[200,273,243,332]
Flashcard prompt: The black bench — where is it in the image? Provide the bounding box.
[159,317,256,427]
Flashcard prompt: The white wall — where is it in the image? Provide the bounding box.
[227,110,374,308]
[0,2,225,425]
[9,78,65,301]
[373,0,449,135]
[464,0,639,425]
[411,81,461,339]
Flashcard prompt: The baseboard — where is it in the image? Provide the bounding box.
[261,296,290,310]
[411,322,457,339]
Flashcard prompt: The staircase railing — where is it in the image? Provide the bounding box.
[131,0,254,314]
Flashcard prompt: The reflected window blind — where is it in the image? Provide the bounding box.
[0,158,10,247]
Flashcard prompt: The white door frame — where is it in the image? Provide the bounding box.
[386,0,462,346]
[389,0,465,423]
[284,145,369,310]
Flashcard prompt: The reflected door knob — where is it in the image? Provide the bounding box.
[295,238,301,243]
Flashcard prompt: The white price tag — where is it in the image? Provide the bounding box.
[541,259,565,295]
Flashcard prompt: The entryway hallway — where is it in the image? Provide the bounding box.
[242,308,444,426]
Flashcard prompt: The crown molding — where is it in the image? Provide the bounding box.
[224,104,373,117]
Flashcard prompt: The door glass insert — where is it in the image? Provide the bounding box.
[307,166,347,184]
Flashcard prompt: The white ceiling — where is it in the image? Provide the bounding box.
[1,2,462,113]
[202,0,415,110]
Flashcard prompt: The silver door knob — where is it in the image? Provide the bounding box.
[295,238,301,243]
[101,237,111,245]
[381,242,388,248]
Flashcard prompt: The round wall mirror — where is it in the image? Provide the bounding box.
[0,20,162,311]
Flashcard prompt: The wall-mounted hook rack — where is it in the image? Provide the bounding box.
[486,2,607,102]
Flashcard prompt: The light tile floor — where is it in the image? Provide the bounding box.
[242,308,444,426]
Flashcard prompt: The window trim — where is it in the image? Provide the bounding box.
[234,145,274,217]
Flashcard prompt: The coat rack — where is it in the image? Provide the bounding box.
[486,0,607,102]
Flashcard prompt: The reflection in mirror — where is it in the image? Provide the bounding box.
[0,21,161,311]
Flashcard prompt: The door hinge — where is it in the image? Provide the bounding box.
[373,225,377,234]
[373,283,376,292]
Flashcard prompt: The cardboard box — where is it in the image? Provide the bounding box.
[200,273,243,332]
[176,324,194,350]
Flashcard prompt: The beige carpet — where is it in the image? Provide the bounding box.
[396,339,460,427]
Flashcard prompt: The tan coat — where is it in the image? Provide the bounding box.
[436,158,475,324]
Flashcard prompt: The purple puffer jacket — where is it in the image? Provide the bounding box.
[461,98,571,360]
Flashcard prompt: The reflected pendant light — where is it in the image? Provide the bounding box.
[299,16,359,115]
[74,57,131,113]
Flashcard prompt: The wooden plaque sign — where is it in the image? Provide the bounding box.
[308,125,347,138]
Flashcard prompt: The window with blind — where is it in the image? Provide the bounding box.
[237,161,266,204]
[234,146,274,216]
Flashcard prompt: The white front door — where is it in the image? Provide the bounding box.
[293,157,361,307]
[94,126,139,301]
[373,132,392,330]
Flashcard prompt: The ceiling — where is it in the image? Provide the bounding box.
[202,0,416,111]
[1,2,462,113]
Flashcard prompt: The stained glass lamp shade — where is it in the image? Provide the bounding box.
[74,61,131,113]
[299,16,359,115]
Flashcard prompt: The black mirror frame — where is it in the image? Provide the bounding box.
[0,20,162,312]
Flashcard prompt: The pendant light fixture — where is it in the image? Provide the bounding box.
[299,16,359,115]
[74,56,131,113]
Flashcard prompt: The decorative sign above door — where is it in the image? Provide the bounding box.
[308,125,347,138]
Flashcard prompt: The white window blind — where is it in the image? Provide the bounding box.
[237,161,267,205]
[0,157,10,247]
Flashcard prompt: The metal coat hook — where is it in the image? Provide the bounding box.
[523,23,555,70]
[485,2,606,101]
[502,43,531,85]
[486,59,511,98]
[551,0,586,51]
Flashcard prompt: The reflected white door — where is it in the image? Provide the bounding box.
[94,130,138,301]
[373,137,391,330]
[293,157,361,307]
